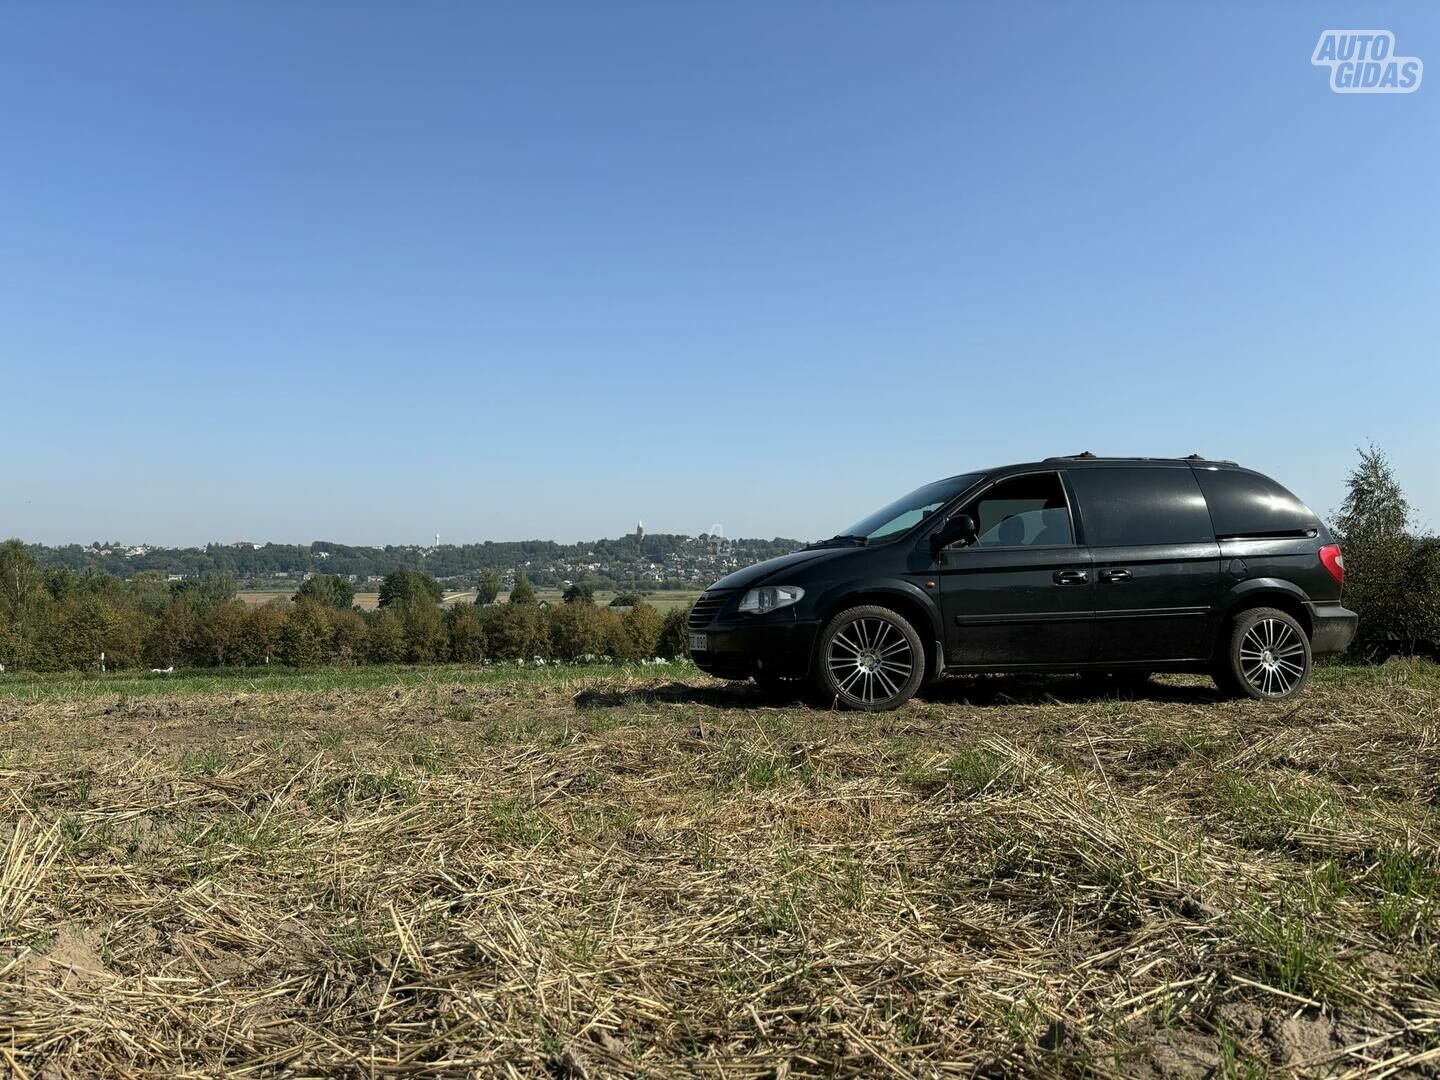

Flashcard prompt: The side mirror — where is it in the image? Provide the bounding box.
[931,513,977,552]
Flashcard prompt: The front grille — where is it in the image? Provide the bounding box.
[688,589,736,630]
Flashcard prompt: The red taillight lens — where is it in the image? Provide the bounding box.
[1319,543,1345,585]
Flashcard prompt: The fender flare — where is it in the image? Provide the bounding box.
[809,578,943,645]
[1218,578,1313,630]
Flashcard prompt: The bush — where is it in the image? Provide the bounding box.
[37,595,147,671]
[401,601,447,663]
[1333,446,1440,660]
[279,601,331,667]
[248,602,287,665]
[200,599,254,666]
[445,604,487,662]
[366,608,407,663]
[146,601,201,668]
[482,603,548,661]
[611,600,665,661]
[657,604,692,659]
[548,600,617,660]
[330,608,369,664]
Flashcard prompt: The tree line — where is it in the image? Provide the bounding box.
[0,555,689,673]
[27,532,802,590]
[3,447,1436,674]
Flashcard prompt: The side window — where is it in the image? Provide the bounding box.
[1069,467,1213,547]
[966,473,1073,547]
[1192,468,1318,539]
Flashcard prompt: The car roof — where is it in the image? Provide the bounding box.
[940,454,1250,484]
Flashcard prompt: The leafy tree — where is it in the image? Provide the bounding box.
[146,601,200,668]
[247,602,287,665]
[0,539,44,650]
[200,599,252,666]
[475,569,502,606]
[0,609,20,668]
[129,571,173,617]
[294,573,356,611]
[508,570,537,606]
[279,600,331,667]
[1331,445,1440,659]
[561,582,595,605]
[609,591,642,608]
[329,608,369,665]
[402,601,447,663]
[187,572,238,615]
[481,604,547,661]
[35,595,146,672]
[445,604,487,662]
[366,609,407,663]
[44,567,80,601]
[378,569,442,609]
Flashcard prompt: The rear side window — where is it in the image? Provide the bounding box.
[1069,468,1213,547]
[1193,468,1318,539]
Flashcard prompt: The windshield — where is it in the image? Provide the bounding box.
[839,472,985,542]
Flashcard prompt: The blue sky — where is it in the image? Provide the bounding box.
[2,2,1436,546]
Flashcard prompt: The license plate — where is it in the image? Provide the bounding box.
[688,633,709,652]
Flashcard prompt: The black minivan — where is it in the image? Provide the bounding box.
[689,454,1356,710]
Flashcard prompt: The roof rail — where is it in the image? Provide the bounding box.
[1043,451,1098,461]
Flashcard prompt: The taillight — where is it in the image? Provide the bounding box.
[1319,544,1345,585]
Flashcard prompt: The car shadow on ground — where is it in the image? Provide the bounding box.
[916,673,1224,707]
[573,673,1224,711]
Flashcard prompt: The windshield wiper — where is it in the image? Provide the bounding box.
[804,534,869,550]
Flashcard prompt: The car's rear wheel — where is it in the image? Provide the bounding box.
[815,605,924,711]
[1215,607,1312,701]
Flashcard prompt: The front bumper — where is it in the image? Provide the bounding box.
[690,618,821,681]
[1308,602,1358,655]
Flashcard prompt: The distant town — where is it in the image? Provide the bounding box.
[25,525,806,592]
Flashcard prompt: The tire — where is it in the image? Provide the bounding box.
[814,605,925,711]
[1214,607,1312,701]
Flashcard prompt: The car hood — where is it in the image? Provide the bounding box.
[706,547,849,592]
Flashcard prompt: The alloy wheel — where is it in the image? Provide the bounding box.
[1238,617,1306,697]
[826,616,915,706]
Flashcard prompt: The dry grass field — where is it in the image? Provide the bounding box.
[1,661,1438,1077]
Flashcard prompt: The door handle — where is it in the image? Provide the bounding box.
[1053,569,1088,586]
[1099,568,1133,583]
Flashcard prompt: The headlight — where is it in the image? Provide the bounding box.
[737,585,805,615]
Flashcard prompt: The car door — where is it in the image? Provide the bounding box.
[1065,466,1221,662]
[936,471,1095,668]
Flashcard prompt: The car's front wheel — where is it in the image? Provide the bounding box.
[1215,607,1312,701]
[815,605,924,711]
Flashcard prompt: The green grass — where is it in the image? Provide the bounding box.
[0,659,694,701]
